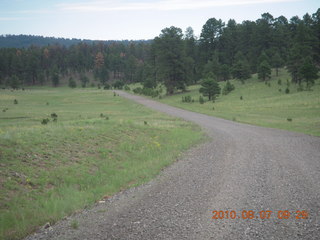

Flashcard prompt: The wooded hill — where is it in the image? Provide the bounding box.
[1,9,319,91]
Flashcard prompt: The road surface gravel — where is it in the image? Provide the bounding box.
[26,91,320,240]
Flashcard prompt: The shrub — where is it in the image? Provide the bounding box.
[9,75,21,89]
[199,96,205,104]
[287,118,292,122]
[133,87,142,94]
[222,81,235,95]
[50,113,58,118]
[113,80,125,90]
[14,99,18,104]
[277,79,282,85]
[286,79,290,87]
[80,75,89,88]
[133,87,159,98]
[182,95,193,103]
[124,85,130,91]
[285,88,290,94]
[104,83,110,90]
[240,96,243,100]
[50,113,58,122]
[41,118,50,125]
[68,77,77,88]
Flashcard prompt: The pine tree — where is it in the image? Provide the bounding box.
[199,74,221,101]
[153,26,187,94]
[258,60,271,81]
[299,57,318,88]
[272,52,284,76]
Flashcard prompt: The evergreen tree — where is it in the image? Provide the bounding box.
[232,52,251,83]
[8,75,21,89]
[199,74,221,101]
[258,60,271,81]
[272,52,284,76]
[51,67,59,87]
[299,57,318,88]
[153,26,187,94]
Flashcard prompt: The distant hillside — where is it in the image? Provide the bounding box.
[0,34,150,48]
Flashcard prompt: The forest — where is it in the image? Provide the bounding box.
[0,9,319,93]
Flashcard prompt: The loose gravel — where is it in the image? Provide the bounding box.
[25,91,320,240]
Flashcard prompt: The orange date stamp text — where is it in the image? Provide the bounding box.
[212,210,309,220]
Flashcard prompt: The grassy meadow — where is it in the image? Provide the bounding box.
[0,88,204,240]
[157,69,320,136]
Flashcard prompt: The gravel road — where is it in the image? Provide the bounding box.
[26,91,320,240]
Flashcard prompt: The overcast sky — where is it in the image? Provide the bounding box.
[0,0,318,40]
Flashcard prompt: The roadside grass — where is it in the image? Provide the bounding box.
[156,69,320,136]
[0,88,204,240]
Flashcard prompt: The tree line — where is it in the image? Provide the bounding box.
[1,9,319,91]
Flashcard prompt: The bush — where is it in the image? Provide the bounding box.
[133,87,159,98]
[41,118,50,125]
[240,96,243,100]
[133,87,142,94]
[80,75,89,88]
[285,88,290,94]
[50,113,58,122]
[9,75,21,89]
[113,80,125,89]
[287,118,293,122]
[68,77,77,88]
[199,96,205,104]
[50,113,58,118]
[222,81,235,95]
[104,83,110,90]
[124,85,130,91]
[14,99,18,104]
[182,95,193,103]
[277,79,282,85]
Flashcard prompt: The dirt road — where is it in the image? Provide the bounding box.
[26,91,320,240]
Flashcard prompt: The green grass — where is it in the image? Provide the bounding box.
[157,69,320,136]
[0,88,204,240]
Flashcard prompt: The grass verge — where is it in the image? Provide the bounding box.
[0,88,204,240]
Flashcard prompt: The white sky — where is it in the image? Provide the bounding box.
[0,0,319,40]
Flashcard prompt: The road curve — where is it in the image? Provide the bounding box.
[27,91,320,240]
